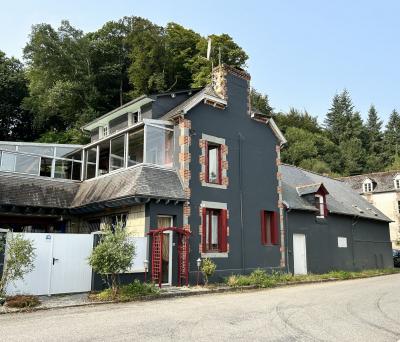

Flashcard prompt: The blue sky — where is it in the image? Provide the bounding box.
[1,0,399,124]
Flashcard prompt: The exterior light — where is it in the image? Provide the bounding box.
[196,258,202,286]
[144,259,149,283]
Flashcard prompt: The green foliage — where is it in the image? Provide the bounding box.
[90,280,159,302]
[0,234,36,296]
[226,268,400,288]
[5,295,40,308]
[250,88,273,116]
[88,223,136,298]
[274,108,321,134]
[0,51,35,141]
[201,258,217,286]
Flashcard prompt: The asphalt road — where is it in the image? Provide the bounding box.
[1,274,400,342]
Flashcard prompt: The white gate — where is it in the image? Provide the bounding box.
[293,233,307,275]
[6,233,94,296]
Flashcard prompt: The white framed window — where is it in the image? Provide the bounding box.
[338,237,347,248]
[363,180,373,193]
[315,194,326,218]
[394,175,400,190]
[103,125,109,137]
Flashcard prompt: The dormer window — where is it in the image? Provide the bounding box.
[362,179,373,193]
[394,175,400,190]
[315,194,327,218]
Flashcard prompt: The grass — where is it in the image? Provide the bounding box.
[225,268,400,288]
[5,295,40,308]
[89,280,160,302]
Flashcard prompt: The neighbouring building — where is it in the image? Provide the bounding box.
[342,171,400,249]
[282,165,393,274]
[0,64,393,288]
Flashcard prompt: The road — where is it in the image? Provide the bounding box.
[1,274,400,342]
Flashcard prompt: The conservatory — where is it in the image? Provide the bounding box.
[83,119,174,179]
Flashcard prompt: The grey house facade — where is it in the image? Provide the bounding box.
[0,64,393,287]
[282,164,393,274]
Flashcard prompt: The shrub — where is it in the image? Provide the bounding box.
[90,280,159,302]
[0,233,36,296]
[6,295,40,308]
[88,223,136,299]
[201,258,216,286]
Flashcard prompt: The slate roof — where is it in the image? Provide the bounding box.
[71,165,185,208]
[341,171,400,194]
[0,165,185,210]
[0,172,79,208]
[281,164,391,222]
[161,85,225,121]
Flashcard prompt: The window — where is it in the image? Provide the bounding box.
[394,176,400,190]
[85,148,97,179]
[103,125,109,137]
[40,157,52,177]
[315,194,327,218]
[260,210,279,245]
[127,129,144,166]
[206,143,221,184]
[110,135,125,171]
[202,208,228,253]
[315,194,328,217]
[363,182,373,193]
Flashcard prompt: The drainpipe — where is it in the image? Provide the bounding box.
[277,143,286,270]
[351,216,359,269]
[238,132,246,273]
[283,201,291,274]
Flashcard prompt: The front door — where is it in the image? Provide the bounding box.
[157,216,173,286]
[293,233,307,275]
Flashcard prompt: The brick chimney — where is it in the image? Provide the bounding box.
[212,64,252,113]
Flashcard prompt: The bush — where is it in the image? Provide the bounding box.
[0,233,36,296]
[6,295,40,308]
[201,258,216,286]
[90,280,159,302]
[88,223,136,299]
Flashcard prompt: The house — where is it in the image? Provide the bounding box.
[282,164,393,274]
[342,171,400,249]
[0,64,393,289]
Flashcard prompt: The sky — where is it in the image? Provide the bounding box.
[1,0,400,124]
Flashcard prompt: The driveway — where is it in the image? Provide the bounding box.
[1,274,400,341]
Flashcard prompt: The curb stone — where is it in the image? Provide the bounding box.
[0,272,397,315]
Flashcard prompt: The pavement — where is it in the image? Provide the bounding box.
[0,274,399,342]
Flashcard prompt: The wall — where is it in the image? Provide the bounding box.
[287,210,393,274]
[363,191,400,248]
[0,232,5,276]
[184,70,282,282]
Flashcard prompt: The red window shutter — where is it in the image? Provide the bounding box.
[202,207,207,252]
[204,141,209,183]
[260,210,266,245]
[220,209,228,252]
[271,212,279,245]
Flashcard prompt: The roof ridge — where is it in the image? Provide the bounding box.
[340,170,400,179]
[281,163,342,182]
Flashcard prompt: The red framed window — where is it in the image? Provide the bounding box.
[205,142,222,184]
[260,210,279,245]
[202,208,228,253]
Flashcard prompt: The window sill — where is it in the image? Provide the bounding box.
[201,181,227,189]
[201,252,228,258]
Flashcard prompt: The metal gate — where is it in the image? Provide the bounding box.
[6,233,94,296]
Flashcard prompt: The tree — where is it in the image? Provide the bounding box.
[274,108,321,134]
[383,109,400,162]
[0,234,36,296]
[201,258,216,286]
[0,51,35,141]
[339,137,366,175]
[250,89,273,116]
[364,105,384,172]
[88,223,136,298]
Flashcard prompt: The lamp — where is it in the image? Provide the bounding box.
[196,258,202,286]
[143,259,149,283]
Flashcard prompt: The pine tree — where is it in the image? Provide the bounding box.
[364,105,384,172]
[383,109,400,163]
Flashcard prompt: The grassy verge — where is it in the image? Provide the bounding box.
[225,268,400,288]
[5,295,40,308]
[89,280,160,302]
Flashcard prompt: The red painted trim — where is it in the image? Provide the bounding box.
[218,145,222,185]
[204,141,209,183]
[271,211,279,245]
[260,210,267,245]
[202,208,207,253]
[220,209,228,252]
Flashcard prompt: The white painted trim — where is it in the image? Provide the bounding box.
[200,201,227,209]
[201,252,228,258]
[201,181,227,189]
[201,133,226,145]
